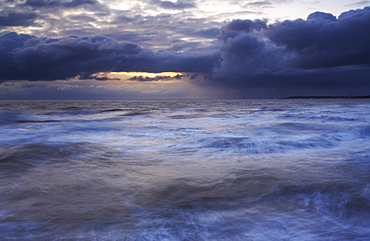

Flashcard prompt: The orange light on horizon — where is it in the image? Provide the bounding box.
[91,72,184,82]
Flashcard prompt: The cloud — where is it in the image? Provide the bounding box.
[213,18,287,80]
[0,33,142,81]
[245,1,273,7]
[175,7,369,97]
[150,0,196,10]
[0,0,219,52]
[0,32,219,81]
[267,7,370,69]
[122,50,219,74]
[218,19,267,38]
[215,32,287,78]
[23,0,98,8]
[1,6,370,98]
[193,28,221,39]
[89,72,121,81]
[209,7,370,84]
[0,0,110,39]
[129,74,183,81]
[0,11,38,26]
[346,0,370,7]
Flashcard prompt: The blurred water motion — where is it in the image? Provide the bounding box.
[0,99,369,240]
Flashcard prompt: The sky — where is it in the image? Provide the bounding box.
[0,0,370,99]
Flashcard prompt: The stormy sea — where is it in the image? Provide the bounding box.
[1,99,369,241]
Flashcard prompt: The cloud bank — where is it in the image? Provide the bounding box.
[1,6,370,97]
[0,32,217,81]
[215,7,370,76]
[204,7,370,96]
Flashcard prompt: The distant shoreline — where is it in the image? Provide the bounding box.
[283,95,370,99]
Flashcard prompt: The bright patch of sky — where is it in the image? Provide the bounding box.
[104,0,364,22]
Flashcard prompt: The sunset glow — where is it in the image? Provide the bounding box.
[109,72,184,81]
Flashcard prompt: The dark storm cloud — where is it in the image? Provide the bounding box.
[192,68,370,98]
[210,6,370,93]
[150,0,196,10]
[0,33,142,81]
[266,7,370,69]
[214,18,282,79]
[0,11,38,26]
[218,19,267,41]
[0,32,218,81]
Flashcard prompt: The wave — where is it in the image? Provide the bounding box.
[127,177,370,240]
[201,136,338,154]
[16,119,61,123]
[0,142,105,173]
[99,108,126,113]
[119,111,150,116]
[168,114,205,119]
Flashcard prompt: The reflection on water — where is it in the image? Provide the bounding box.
[0,99,370,240]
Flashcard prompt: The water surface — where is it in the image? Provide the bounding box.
[1,99,369,240]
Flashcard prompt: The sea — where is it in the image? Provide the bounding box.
[0,99,369,241]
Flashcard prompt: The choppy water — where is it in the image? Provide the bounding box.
[0,99,369,240]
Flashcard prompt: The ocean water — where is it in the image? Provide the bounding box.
[0,99,369,240]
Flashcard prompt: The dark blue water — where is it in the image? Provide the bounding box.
[0,99,369,240]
